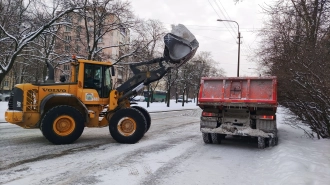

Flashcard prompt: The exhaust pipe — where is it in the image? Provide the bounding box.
[45,60,55,83]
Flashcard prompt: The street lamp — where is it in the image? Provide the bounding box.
[217,19,241,77]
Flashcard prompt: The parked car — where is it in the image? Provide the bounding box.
[0,93,10,101]
[178,95,192,102]
[130,95,145,102]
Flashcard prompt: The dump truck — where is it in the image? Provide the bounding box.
[5,24,199,144]
[198,76,278,148]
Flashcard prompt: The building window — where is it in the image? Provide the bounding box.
[65,36,71,41]
[76,26,82,33]
[98,37,103,43]
[64,64,70,70]
[77,16,82,23]
[96,47,102,53]
[120,25,126,36]
[65,26,72,32]
[64,15,72,23]
[65,45,70,52]
[4,81,9,87]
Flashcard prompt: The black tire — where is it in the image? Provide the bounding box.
[109,108,147,144]
[40,105,85,144]
[5,97,9,101]
[211,133,222,144]
[268,137,276,147]
[202,133,212,144]
[132,106,151,132]
[258,137,265,149]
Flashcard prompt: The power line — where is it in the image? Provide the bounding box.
[162,23,263,30]
[215,1,236,40]
[197,35,235,44]
[207,0,236,41]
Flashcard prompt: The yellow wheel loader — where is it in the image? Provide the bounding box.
[4,24,199,144]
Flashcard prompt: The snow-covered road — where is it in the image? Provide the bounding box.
[1,103,330,185]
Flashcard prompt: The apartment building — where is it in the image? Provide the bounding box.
[54,10,130,88]
[0,70,15,94]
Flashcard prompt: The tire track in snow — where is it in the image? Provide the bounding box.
[139,142,200,185]
[0,116,200,184]
[44,124,200,185]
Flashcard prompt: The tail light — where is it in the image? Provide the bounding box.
[259,115,274,120]
[202,112,217,117]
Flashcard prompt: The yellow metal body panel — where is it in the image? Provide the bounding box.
[5,111,40,128]
[85,105,106,127]
[5,111,23,123]
[4,59,125,129]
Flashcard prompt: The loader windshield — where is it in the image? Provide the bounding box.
[104,67,112,90]
[84,63,111,98]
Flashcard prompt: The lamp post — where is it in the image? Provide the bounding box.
[217,19,241,77]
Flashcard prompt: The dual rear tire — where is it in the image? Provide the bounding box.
[202,133,225,144]
[258,136,278,149]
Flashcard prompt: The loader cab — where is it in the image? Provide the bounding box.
[82,62,113,98]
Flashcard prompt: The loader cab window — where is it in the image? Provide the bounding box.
[84,63,111,98]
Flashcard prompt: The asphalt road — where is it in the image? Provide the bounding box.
[0,109,204,184]
[0,109,265,185]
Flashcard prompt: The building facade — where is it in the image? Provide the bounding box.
[54,10,130,88]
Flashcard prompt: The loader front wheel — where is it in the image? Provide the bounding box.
[40,105,85,144]
[132,106,151,132]
[109,108,147,144]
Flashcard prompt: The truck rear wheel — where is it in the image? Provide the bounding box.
[202,133,212,144]
[109,108,147,144]
[258,137,265,149]
[40,105,85,144]
[132,106,151,132]
[211,133,222,144]
[268,137,276,147]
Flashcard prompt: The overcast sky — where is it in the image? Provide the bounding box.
[130,0,273,77]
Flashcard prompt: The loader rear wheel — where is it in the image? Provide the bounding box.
[202,133,212,144]
[40,105,85,144]
[109,108,147,144]
[132,106,151,132]
[211,133,222,144]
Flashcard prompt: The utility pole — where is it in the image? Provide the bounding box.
[217,19,242,77]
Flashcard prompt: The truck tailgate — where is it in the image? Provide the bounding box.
[198,77,277,107]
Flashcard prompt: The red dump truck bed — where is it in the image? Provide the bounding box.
[198,76,277,108]
[198,76,278,148]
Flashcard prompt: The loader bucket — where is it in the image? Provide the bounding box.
[163,24,199,66]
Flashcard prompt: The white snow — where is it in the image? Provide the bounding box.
[0,101,330,184]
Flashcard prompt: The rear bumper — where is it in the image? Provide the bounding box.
[5,110,23,123]
[200,123,276,138]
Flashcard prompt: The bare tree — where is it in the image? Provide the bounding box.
[0,0,82,84]
[55,0,136,62]
[258,0,330,138]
